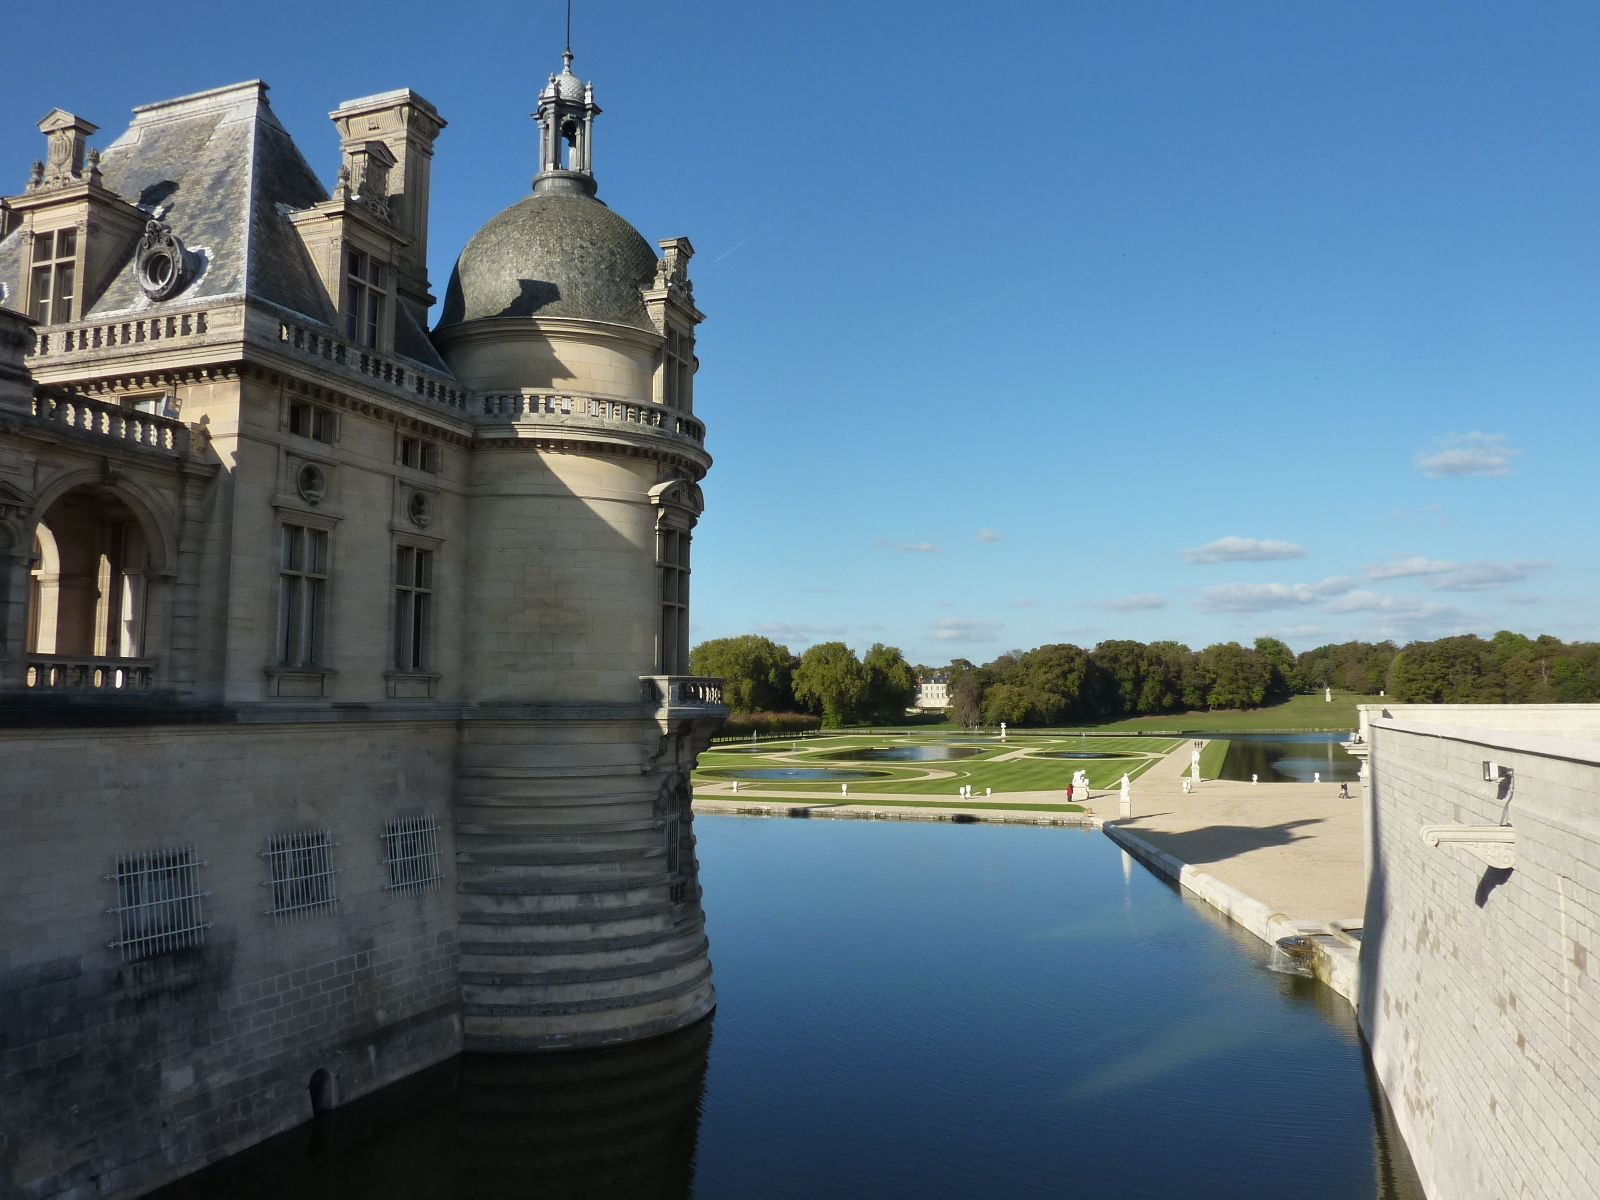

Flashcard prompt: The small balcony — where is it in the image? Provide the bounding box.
[642,675,727,714]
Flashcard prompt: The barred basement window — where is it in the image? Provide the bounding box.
[105,846,211,962]
[381,813,441,893]
[264,830,339,920]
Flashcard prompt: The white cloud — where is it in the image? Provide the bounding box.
[1182,536,1307,564]
[1320,590,1473,638]
[897,541,942,553]
[1364,556,1547,592]
[1193,577,1354,613]
[1261,623,1326,641]
[1094,594,1168,612]
[931,619,1001,643]
[752,622,847,643]
[976,528,1004,542]
[1504,594,1541,605]
[1415,432,1518,478]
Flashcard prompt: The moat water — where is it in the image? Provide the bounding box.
[151,817,1421,1199]
[1217,732,1361,783]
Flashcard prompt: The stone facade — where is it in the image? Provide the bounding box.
[1356,704,1600,1200]
[0,64,724,1200]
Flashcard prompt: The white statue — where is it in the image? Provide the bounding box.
[1325,686,1332,702]
[1118,773,1132,819]
[1251,773,1258,785]
[1000,722,1007,740]
[1314,772,1321,784]
[841,783,848,797]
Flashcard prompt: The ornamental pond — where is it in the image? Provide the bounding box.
[151,816,1421,1200]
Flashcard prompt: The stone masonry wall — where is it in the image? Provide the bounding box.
[0,718,462,1200]
[1360,712,1600,1200]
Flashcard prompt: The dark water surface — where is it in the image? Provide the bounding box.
[1038,750,1141,759]
[151,818,1420,1200]
[1219,732,1361,783]
[710,766,889,781]
[828,744,983,761]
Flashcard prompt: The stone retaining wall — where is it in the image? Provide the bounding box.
[1360,707,1600,1200]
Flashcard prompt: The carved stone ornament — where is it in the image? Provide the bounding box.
[407,491,432,527]
[136,221,191,301]
[296,462,327,504]
[1421,824,1516,870]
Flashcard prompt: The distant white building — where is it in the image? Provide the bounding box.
[916,672,950,709]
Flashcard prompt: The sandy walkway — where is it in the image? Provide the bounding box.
[1114,740,1365,924]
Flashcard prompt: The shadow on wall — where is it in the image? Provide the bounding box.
[147,1015,713,1200]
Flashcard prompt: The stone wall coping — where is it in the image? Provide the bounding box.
[1369,716,1600,767]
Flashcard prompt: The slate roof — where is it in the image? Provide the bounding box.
[437,191,659,333]
[0,80,454,374]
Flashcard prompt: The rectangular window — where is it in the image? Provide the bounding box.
[382,813,441,893]
[394,545,433,671]
[278,524,328,667]
[264,830,338,920]
[663,328,694,409]
[657,528,690,674]
[287,400,335,442]
[399,437,438,472]
[29,228,78,324]
[106,846,210,962]
[343,250,386,348]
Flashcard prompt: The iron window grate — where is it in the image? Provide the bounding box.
[106,846,211,962]
[382,813,441,893]
[264,829,339,920]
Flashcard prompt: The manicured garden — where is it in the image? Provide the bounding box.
[694,732,1179,802]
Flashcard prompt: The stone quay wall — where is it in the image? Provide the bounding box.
[0,717,463,1200]
[1359,705,1600,1200]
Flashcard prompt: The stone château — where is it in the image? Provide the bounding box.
[0,59,726,1200]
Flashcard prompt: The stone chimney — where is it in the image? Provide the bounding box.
[331,91,445,323]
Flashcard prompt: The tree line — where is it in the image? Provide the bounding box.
[689,635,916,728]
[692,630,1600,727]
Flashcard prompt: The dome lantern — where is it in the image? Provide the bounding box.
[532,50,600,198]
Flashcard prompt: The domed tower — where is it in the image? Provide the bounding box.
[434,52,722,1051]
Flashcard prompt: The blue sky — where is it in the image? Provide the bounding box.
[6,1,1598,664]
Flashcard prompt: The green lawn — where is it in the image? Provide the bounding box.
[1070,691,1377,733]
[695,733,1178,796]
[1198,739,1230,779]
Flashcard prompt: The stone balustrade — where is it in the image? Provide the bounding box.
[28,309,210,359]
[25,655,156,691]
[31,391,191,456]
[642,675,727,710]
[482,391,705,445]
[277,320,469,412]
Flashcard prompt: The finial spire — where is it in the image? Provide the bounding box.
[565,0,573,57]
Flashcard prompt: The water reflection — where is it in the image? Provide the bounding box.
[149,1019,710,1200]
[709,767,889,781]
[827,745,982,762]
[1219,733,1360,783]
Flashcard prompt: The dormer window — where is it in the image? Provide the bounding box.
[30,229,76,325]
[344,250,385,348]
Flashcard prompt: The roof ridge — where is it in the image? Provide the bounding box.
[130,80,271,121]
